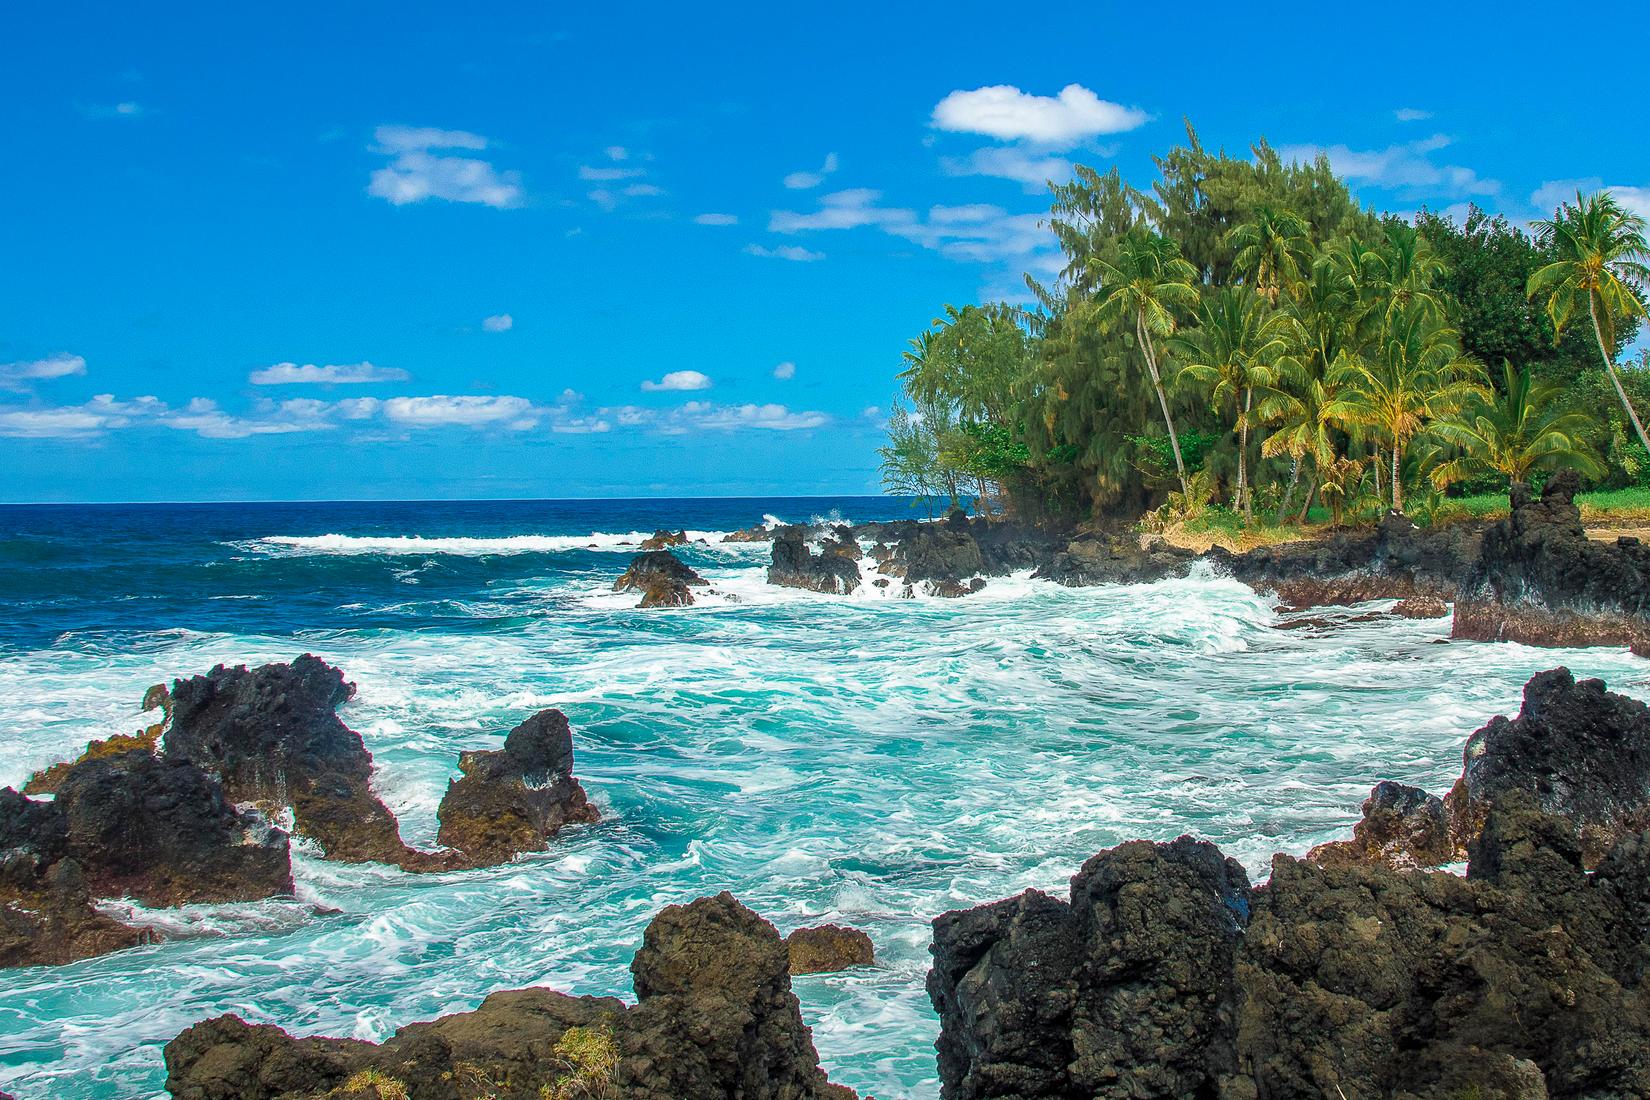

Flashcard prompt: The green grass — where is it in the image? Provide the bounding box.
[1451,486,1650,522]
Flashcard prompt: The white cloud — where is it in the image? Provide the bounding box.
[1530,179,1650,222]
[163,397,334,439]
[380,395,540,429]
[367,125,523,208]
[1611,186,1650,222]
[604,145,630,161]
[770,188,916,233]
[0,353,87,390]
[482,313,514,333]
[1394,108,1433,122]
[745,243,825,262]
[641,370,713,392]
[694,212,739,226]
[0,394,160,438]
[115,101,143,116]
[931,84,1147,147]
[772,361,796,380]
[784,152,840,189]
[862,405,881,419]
[1279,134,1499,199]
[248,361,410,385]
[623,183,665,197]
[941,146,1074,190]
[680,402,828,431]
[579,165,645,181]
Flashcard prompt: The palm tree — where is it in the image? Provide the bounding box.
[1428,360,1603,487]
[1226,206,1312,304]
[1372,221,1449,324]
[1257,353,1352,523]
[1173,287,1294,518]
[1325,301,1486,512]
[1091,230,1201,494]
[1528,190,1650,460]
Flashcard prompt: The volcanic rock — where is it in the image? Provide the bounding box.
[164,655,462,872]
[164,892,856,1100]
[1454,470,1650,650]
[1306,780,1455,870]
[638,528,689,550]
[1392,595,1449,618]
[435,709,598,866]
[785,923,874,974]
[769,526,862,595]
[23,683,171,796]
[613,550,707,608]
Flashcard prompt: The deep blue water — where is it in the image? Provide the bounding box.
[1,496,1645,1099]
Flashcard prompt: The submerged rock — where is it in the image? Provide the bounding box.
[1454,470,1650,650]
[769,526,862,594]
[785,923,874,974]
[722,524,775,543]
[932,796,1650,1099]
[435,708,599,866]
[164,892,856,1100]
[164,655,462,873]
[1035,532,1197,587]
[613,549,707,608]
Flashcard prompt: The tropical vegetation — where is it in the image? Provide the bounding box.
[880,125,1649,529]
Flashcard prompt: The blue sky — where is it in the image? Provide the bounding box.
[3,0,1647,502]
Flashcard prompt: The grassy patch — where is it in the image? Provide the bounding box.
[1449,486,1650,524]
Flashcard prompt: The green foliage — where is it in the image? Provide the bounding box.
[340,1069,410,1100]
[1427,360,1603,487]
[542,1022,620,1100]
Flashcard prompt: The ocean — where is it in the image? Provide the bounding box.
[0,497,1644,1099]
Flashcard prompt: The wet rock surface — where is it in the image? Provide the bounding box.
[1454,470,1650,650]
[932,796,1650,1100]
[1306,780,1455,870]
[164,654,463,873]
[785,923,874,974]
[1,749,293,967]
[637,528,689,550]
[769,526,863,594]
[164,892,856,1100]
[435,708,599,866]
[613,549,708,608]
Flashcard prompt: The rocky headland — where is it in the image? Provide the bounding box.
[613,548,709,607]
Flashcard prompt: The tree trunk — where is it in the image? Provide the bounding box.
[1278,456,1301,522]
[1591,297,1650,459]
[1391,441,1403,513]
[1238,387,1253,522]
[1372,446,1383,501]
[1296,477,1318,524]
[1137,315,1189,495]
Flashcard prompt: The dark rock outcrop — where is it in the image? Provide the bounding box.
[1216,511,1482,608]
[2,750,292,967]
[1034,533,1197,588]
[1445,666,1650,867]
[1392,595,1449,619]
[165,655,462,873]
[164,892,856,1100]
[613,550,707,608]
[23,683,171,795]
[769,526,862,595]
[435,709,599,866]
[930,835,1251,1099]
[722,523,776,543]
[1454,470,1650,650]
[1306,780,1455,870]
[785,923,874,974]
[932,796,1650,1099]
[638,528,689,550]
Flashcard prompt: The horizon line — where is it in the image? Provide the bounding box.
[0,490,902,508]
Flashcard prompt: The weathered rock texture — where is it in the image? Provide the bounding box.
[930,836,1251,1099]
[769,526,863,594]
[1306,780,1455,871]
[435,708,598,866]
[1454,470,1650,650]
[2,750,292,967]
[23,683,171,795]
[164,892,856,1100]
[164,655,462,873]
[638,528,688,550]
[785,923,874,975]
[1445,666,1650,867]
[613,550,707,608]
[932,796,1650,1099]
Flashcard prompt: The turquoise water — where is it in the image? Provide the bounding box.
[1,498,1646,1099]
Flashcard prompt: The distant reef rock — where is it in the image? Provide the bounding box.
[435,708,599,866]
[930,791,1650,1099]
[2,745,292,968]
[613,549,708,608]
[164,892,858,1100]
[638,528,689,550]
[1310,666,1650,871]
[1454,470,1650,651]
[769,525,863,594]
